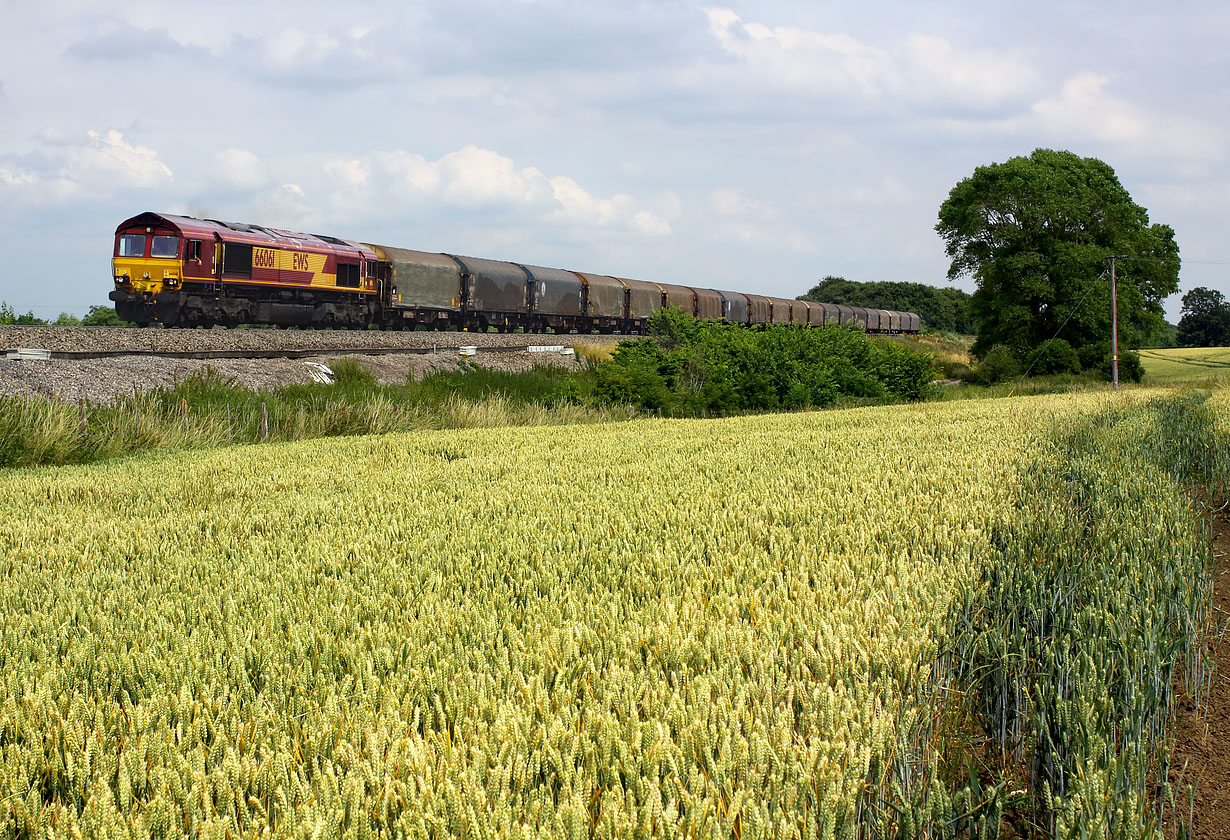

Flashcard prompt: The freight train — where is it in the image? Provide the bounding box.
[109,212,921,334]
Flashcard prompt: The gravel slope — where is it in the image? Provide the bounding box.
[0,327,622,404]
[0,326,622,353]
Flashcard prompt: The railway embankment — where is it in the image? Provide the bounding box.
[0,326,617,403]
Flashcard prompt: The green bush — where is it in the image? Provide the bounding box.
[1104,348,1144,383]
[974,344,1021,384]
[592,310,936,413]
[1029,338,1082,376]
[940,360,975,382]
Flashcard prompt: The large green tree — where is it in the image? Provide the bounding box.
[1177,287,1230,347]
[936,149,1179,370]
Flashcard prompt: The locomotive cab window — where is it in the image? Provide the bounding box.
[222,243,253,278]
[186,240,202,262]
[151,236,179,258]
[336,262,360,288]
[117,234,146,257]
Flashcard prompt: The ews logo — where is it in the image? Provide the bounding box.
[252,249,316,274]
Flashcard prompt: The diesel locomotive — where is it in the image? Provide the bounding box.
[109,212,921,334]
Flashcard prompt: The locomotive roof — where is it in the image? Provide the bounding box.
[115,212,375,258]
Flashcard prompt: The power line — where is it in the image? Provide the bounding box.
[1007,272,1104,396]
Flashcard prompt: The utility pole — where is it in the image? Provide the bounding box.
[1108,255,1128,390]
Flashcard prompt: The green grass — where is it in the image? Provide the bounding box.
[0,361,610,469]
[405,360,587,405]
[1139,347,1230,384]
[929,372,1108,400]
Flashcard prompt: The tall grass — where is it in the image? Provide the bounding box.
[0,363,614,469]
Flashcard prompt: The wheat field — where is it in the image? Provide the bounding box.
[0,389,1214,838]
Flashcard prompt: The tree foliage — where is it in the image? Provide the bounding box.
[936,149,1180,372]
[800,276,975,333]
[1177,287,1230,347]
[0,302,133,327]
[81,305,134,327]
[0,302,45,326]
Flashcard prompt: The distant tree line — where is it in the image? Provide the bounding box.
[1177,287,1230,347]
[0,302,131,327]
[799,277,976,334]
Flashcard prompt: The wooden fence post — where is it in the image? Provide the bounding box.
[78,398,88,439]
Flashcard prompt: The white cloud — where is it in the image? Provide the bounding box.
[263,30,338,69]
[249,184,318,229]
[848,175,910,207]
[702,7,1037,111]
[710,187,775,218]
[66,20,206,62]
[435,146,553,207]
[72,130,173,189]
[706,187,811,251]
[212,148,272,190]
[705,7,890,99]
[222,25,400,88]
[0,129,172,205]
[0,165,78,205]
[323,158,369,191]
[329,145,672,236]
[1032,73,1143,142]
[902,33,1037,106]
[1031,73,1221,165]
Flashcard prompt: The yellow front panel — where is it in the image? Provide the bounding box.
[113,258,180,294]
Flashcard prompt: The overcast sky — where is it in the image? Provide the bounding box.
[1,0,1225,324]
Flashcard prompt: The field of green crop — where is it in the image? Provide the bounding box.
[1140,346,1230,384]
[0,389,1222,838]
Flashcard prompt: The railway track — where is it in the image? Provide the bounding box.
[5,345,569,361]
[0,325,622,359]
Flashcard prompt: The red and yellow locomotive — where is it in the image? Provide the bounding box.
[110,212,380,328]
